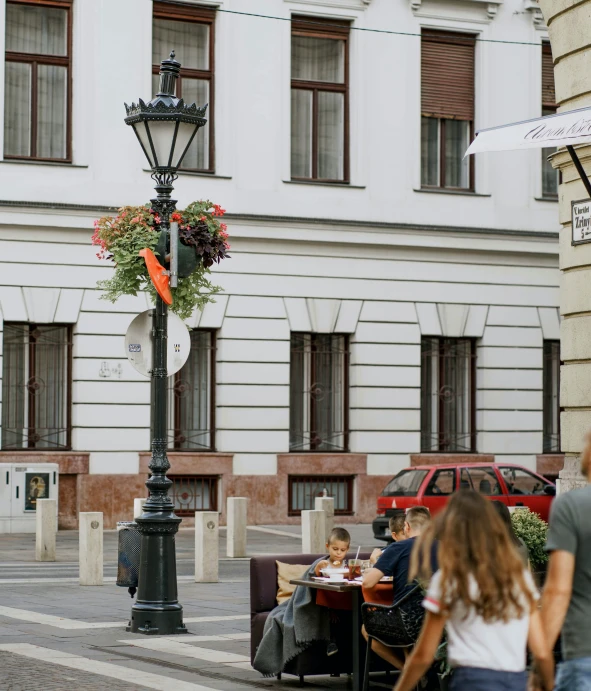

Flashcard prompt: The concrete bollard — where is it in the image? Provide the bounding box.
[79,512,103,586]
[302,510,325,554]
[133,497,147,519]
[226,497,248,558]
[35,499,57,562]
[195,511,218,582]
[314,496,334,543]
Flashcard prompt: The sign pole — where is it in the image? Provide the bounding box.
[129,195,187,635]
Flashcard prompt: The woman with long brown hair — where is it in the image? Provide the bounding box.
[393,490,554,691]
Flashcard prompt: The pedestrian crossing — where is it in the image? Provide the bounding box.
[0,604,250,629]
[0,643,229,691]
[120,636,253,671]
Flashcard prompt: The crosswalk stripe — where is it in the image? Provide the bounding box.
[0,605,250,630]
[0,643,220,691]
[120,638,253,671]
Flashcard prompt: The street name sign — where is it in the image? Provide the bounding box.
[572,199,591,245]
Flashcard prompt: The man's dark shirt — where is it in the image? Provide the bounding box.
[374,536,438,602]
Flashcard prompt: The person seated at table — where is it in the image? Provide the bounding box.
[361,507,434,670]
[368,515,408,569]
[314,526,351,576]
[252,527,351,677]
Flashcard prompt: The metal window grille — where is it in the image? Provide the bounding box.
[1,323,72,450]
[421,337,476,453]
[543,340,561,453]
[169,475,218,516]
[289,333,349,452]
[288,475,354,516]
[167,330,215,451]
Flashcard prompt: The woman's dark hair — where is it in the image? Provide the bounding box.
[491,501,521,547]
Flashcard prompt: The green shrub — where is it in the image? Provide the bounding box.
[511,509,549,570]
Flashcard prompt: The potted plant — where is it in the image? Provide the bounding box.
[91,200,229,319]
[511,509,549,584]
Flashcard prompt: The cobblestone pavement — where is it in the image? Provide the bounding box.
[0,652,153,691]
[0,525,391,690]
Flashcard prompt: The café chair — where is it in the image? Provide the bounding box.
[361,583,425,691]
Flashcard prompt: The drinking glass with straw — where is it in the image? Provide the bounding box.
[348,546,362,580]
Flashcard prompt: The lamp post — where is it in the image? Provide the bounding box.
[124,52,207,635]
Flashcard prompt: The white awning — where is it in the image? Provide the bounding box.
[465,106,591,156]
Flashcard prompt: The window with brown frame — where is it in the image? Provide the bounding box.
[541,42,559,199]
[289,333,349,452]
[290,16,349,182]
[421,30,475,191]
[288,475,354,516]
[169,475,218,516]
[152,2,215,172]
[167,330,216,451]
[421,337,476,453]
[1,323,72,450]
[4,0,72,161]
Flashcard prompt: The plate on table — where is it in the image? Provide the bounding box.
[380,576,393,582]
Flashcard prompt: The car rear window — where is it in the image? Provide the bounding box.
[381,469,428,497]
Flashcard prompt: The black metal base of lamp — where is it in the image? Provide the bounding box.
[128,291,187,636]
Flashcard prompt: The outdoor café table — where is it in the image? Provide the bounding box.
[290,578,365,691]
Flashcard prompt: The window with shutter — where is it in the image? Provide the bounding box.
[541,42,558,199]
[421,30,475,190]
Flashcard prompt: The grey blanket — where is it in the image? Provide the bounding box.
[253,557,331,677]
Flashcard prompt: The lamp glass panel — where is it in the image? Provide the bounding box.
[147,120,177,167]
[133,121,155,168]
[172,121,200,168]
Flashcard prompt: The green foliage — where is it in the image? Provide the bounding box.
[511,509,549,570]
[92,202,228,320]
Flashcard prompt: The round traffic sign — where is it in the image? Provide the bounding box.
[125,310,191,378]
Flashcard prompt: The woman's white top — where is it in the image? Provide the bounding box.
[423,569,538,672]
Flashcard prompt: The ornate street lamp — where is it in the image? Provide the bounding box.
[124,51,207,635]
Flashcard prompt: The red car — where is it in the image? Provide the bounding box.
[372,462,556,542]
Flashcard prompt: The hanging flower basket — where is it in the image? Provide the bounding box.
[91,201,230,320]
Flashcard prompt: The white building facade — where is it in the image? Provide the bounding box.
[0,0,562,528]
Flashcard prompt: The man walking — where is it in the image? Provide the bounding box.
[536,432,591,689]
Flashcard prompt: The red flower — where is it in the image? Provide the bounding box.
[212,204,226,217]
[171,212,182,223]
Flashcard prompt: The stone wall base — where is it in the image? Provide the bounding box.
[558,455,587,494]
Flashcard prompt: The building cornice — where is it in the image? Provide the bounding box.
[0,199,559,241]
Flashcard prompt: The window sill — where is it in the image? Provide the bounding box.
[143,168,231,180]
[0,159,88,169]
[414,187,491,198]
[534,196,559,203]
[284,179,366,189]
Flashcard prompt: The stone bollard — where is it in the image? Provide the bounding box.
[79,512,103,586]
[302,510,325,554]
[314,496,334,543]
[226,497,248,558]
[195,511,218,582]
[35,499,57,562]
[133,498,147,519]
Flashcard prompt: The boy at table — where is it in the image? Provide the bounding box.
[361,507,433,670]
[253,527,352,677]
